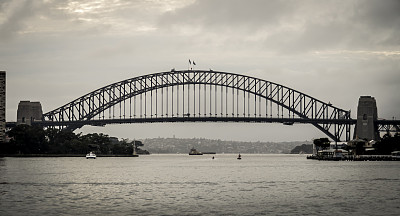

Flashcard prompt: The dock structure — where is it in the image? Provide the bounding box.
[306,155,398,161]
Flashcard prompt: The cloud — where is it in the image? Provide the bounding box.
[0,0,36,40]
[159,0,294,32]
[355,0,400,29]
[353,0,400,47]
[157,0,400,54]
[0,0,165,39]
[3,0,399,53]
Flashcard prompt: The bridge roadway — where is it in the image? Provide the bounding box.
[31,117,357,127]
[33,118,400,131]
[8,119,399,133]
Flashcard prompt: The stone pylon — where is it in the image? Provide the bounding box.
[355,96,379,141]
[17,101,43,125]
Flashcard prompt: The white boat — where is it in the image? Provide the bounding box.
[392,151,400,160]
[316,148,348,160]
[86,152,96,159]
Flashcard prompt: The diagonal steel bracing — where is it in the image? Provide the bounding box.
[42,70,353,141]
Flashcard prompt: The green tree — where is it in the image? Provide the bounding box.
[80,133,111,154]
[110,138,133,155]
[7,125,48,154]
[48,129,80,154]
[374,133,400,155]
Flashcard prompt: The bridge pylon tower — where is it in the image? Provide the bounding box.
[354,96,379,141]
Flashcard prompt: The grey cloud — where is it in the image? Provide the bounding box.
[0,0,35,40]
[159,0,294,30]
[279,0,400,51]
[276,21,352,54]
[331,0,400,50]
[355,0,400,29]
[158,0,400,53]
[0,0,74,40]
[0,0,131,40]
[0,1,7,10]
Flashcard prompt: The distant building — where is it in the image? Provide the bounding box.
[17,101,43,125]
[0,71,5,143]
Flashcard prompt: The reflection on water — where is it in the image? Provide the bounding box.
[0,155,399,216]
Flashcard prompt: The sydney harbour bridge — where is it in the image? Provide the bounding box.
[18,70,400,142]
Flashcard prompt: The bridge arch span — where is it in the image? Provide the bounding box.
[42,70,352,141]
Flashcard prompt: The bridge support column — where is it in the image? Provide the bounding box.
[355,96,379,141]
[17,101,43,126]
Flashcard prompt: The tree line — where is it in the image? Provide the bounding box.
[313,134,400,155]
[1,125,148,155]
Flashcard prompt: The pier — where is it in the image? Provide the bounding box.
[307,155,399,161]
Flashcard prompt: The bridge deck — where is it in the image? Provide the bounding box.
[32,117,357,127]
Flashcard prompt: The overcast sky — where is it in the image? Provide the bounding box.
[1,0,399,142]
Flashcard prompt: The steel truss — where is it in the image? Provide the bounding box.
[376,120,400,133]
[42,70,353,141]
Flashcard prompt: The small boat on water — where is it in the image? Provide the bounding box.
[86,152,96,159]
[189,147,203,155]
[237,153,241,160]
[391,151,400,160]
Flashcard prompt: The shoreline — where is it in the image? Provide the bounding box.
[0,154,148,157]
[306,154,399,161]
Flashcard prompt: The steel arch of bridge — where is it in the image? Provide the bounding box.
[42,70,353,141]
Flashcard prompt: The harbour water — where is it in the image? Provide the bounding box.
[1,154,399,215]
